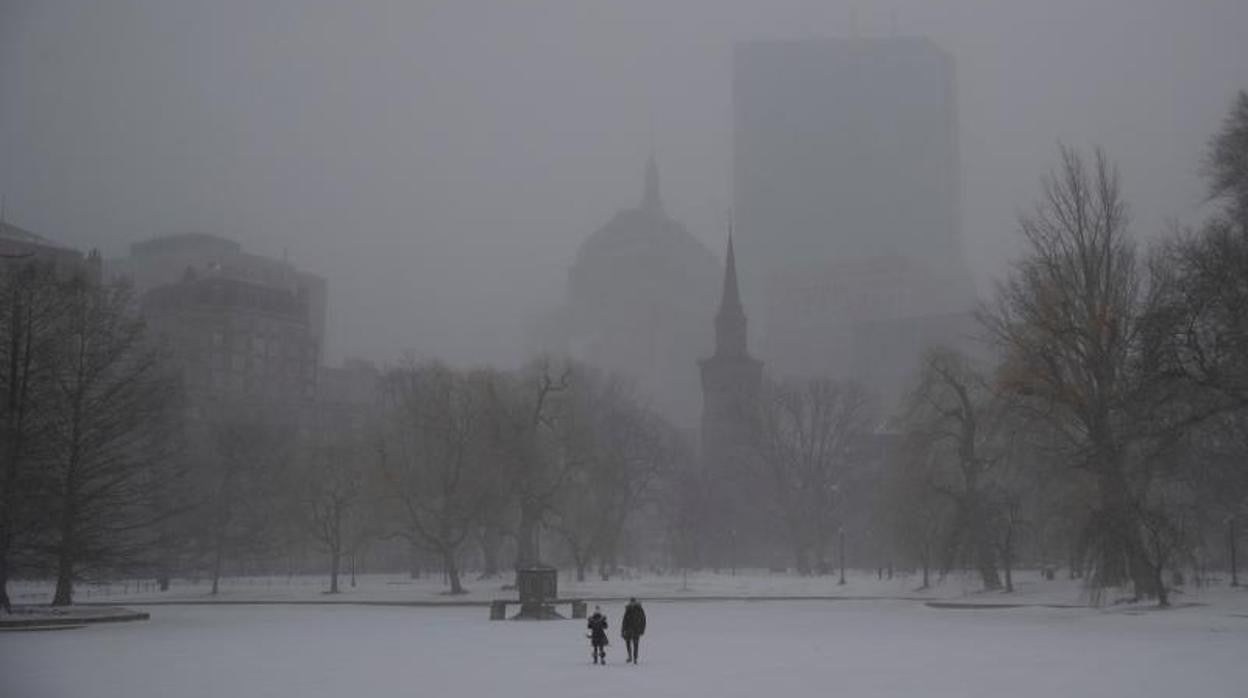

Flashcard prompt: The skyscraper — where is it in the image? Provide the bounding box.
[732,36,975,397]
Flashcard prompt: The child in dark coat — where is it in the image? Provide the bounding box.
[587,606,609,665]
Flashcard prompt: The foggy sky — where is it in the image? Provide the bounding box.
[2,0,1246,367]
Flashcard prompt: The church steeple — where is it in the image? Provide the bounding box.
[714,232,749,358]
[642,152,662,213]
[698,227,762,488]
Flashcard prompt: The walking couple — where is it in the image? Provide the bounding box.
[586,598,647,665]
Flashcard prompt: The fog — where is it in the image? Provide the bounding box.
[2,0,1246,367]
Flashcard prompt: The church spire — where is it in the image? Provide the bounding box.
[714,230,749,358]
[642,152,662,213]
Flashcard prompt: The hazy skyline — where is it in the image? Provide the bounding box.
[2,0,1246,367]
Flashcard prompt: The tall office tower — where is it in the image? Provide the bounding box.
[732,37,975,400]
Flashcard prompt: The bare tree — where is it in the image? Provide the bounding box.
[1204,90,1248,226]
[300,428,365,593]
[201,419,292,595]
[1152,91,1248,587]
[881,429,956,591]
[548,370,676,581]
[41,277,184,606]
[378,361,496,594]
[485,357,572,571]
[0,259,68,610]
[903,348,1013,590]
[983,145,1178,604]
[755,377,871,575]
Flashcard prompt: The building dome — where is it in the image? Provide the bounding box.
[561,156,720,427]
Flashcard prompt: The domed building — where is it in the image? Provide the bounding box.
[561,156,720,428]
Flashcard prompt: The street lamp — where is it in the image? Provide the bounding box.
[838,526,846,586]
[1227,514,1239,588]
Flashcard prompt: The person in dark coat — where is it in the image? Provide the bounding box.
[587,606,609,664]
[620,597,647,664]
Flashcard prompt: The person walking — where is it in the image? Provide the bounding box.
[587,605,609,665]
[621,597,647,664]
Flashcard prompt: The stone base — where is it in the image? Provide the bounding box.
[511,603,564,620]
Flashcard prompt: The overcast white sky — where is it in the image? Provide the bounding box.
[2,0,1246,366]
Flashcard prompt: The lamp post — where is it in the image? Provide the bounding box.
[838,526,846,586]
[1228,514,1239,588]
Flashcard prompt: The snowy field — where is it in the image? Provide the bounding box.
[4,597,1248,698]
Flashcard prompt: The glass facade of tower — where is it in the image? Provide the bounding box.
[732,36,975,399]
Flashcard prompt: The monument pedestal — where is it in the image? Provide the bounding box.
[512,566,562,620]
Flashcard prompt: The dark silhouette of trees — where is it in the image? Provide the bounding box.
[42,278,184,605]
[755,377,872,575]
[548,370,677,581]
[984,146,1191,605]
[201,420,292,596]
[902,348,1011,590]
[379,361,497,594]
[0,260,68,611]
[300,427,366,594]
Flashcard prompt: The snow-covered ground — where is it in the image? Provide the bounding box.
[3,597,1248,698]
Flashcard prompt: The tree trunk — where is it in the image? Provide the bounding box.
[968,501,1001,590]
[479,526,501,579]
[0,550,10,612]
[1229,516,1239,587]
[51,500,77,606]
[211,536,224,595]
[1154,562,1169,608]
[0,462,16,612]
[1002,529,1015,593]
[1097,462,1156,598]
[515,502,540,568]
[52,544,75,606]
[921,550,930,590]
[573,550,587,583]
[329,548,340,594]
[838,529,846,585]
[793,543,811,576]
[443,548,465,594]
[976,538,1001,591]
[408,542,421,579]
